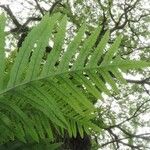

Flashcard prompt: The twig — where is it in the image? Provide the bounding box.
[0,5,21,28]
[34,0,44,15]
[106,99,150,129]
[49,0,63,14]
[110,0,140,33]
[126,77,150,85]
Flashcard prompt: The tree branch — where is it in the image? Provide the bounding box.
[110,0,140,33]
[0,5,21,28]
[126,77,150,85]
[34,0,44,15]
[49,0,63,14]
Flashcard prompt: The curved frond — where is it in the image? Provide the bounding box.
[0,13,149,143]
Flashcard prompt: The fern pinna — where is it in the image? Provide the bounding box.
[0,13,149,146]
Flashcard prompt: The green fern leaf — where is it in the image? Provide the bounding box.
[0,14,6,90]
[0,13,149,144]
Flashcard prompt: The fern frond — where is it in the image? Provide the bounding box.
[0,14,6,90]
[0,13,149,144]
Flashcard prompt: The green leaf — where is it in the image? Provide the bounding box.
[102,35,122,65]
[25,14,61,81]
[42,15,67,76]
[72,27,102,70]
[57,23,86,72]
[112,59,150,69]
[0,100,39,142]
[87,30,110,67]
[0,14,6,90]
[0,12,149,144]
[8,13,61,87]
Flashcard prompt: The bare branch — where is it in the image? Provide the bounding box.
[0,5,21,28]
[110,0,140,33]
[49,0,63,14]
[119,141,143,150]
[22,16,41,27]
[34,0,44,15]
[106,99,150,129]
[126,77,150,85]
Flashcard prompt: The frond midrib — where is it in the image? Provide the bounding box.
[0,63,118,97]
[1,58,148,97]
